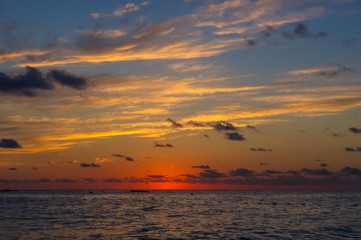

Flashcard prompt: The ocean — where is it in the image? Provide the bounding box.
[1,190,360,239]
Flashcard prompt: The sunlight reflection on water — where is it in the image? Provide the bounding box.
[1,190,361,239]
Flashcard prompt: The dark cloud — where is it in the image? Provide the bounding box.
[199,169,227,178]
[154,142,174,148]
[47,69,90,90]
[247,39,257,47]
[147,175,166,179]
[345,147,361,152]
[192,165,210,169]
[110,166,361,187]
[287,170,300,176]
[55,178,77,183]
[320,163,328,168]
[300,168,333,176]
[8,167,18,171]
[187,120,237,131]
[167,118,183,128]
[349,127,361,134]
[283,23,327,40]
[0,178,51,184]
[211,121,237,132]
[0,66,90,97]
[37,178,52,183]
[0,67,54,96]
[187,120,206,127]
[80,163,101,167]
[225,132,245,141]
[112,154,135,161]
[260,170,284,177]
[0,138,22,148]
[342,38,358,48]
[319,64,353,78]
[103,178,123,183]
[250,147,272,152]
[259,162,269,166]
[332,132,345,137]
[338,167,361,177]
[261,25,276,38]
[246,125,257,131]
[229,168,255,178]
[85,178,96,183]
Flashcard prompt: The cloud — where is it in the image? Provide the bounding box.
[187,120,206,127]
[332,132,345,137]
[318,64,353,78]
[8,167,18,171]
[260,170,284,177]
[154,142,174,148]
[0,66,53,97]
[167,118,183,128]
[47,69,90,90]
[147,175,166,179]
[246,125,257,131]
[247,39,257,47]
[5,1,332,68]
[0,178,51,184]
[0,66,90,97]
[229,168,255,178]
[320,163,328,167]
[338,167,361,177]
[287,64,353,78]
[282,23,327,39]
[0,138,22,148]
[192,165,210,169]
[85,178,96,183]
[345,147,361,152]
[80,163,101,167]
[300,168,333,176]
[225,132,245,141]
[109,166,361,187]
[342,38,358,48]
[113,2,150,16]
[55,178,77,183]
[187,120,237,132]
[250,147,272,152]
[103,178,123,183]
[112,154,135,161]
[349,127,361,134]
[199,169,227,178]
[211,121,237,132]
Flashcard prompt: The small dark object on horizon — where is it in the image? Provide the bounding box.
[130,190,150,193]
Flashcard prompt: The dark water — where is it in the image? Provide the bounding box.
[1,190,360,239]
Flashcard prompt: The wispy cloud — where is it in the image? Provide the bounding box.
[1,1,332,67]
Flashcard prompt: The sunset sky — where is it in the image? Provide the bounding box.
[1,0,361,190]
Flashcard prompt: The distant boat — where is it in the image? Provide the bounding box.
[130,190,150,193]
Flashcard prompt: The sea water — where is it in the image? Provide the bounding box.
[1,190,360,239]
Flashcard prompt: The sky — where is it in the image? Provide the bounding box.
[1,0,361,190]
